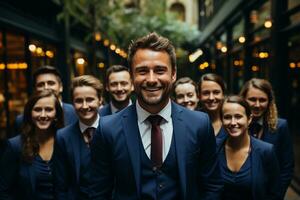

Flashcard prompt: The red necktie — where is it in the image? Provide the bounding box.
[83,127,96,146]
[148,115,163,167]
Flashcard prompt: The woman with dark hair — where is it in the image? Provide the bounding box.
[240,78,294,199]
[219,95,280,200]
[0,90,64,199]
[198,73,227,141]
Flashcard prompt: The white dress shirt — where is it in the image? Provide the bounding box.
[79,114,100,134]
[136,100,173,161]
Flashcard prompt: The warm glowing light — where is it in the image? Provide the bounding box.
[238,36,246,43]
[28,44,36,52]
[216,42,222,50]
[251,65,259,72]
[103,39,109,46]
[234,60,240,66]
[211,63,216,70]
[110,44,116,51]
[258,52,269,59]
[76,58,85,65]
[95,32,101,41]
[221,46,227,53]
[36,47,43,54]
[297,62,300,68]
[98,62,105,68]
[115,48,121,54]
[46,50,54,58]
[290,62,296,68]
[264,20,272,28]
[0,62,28,70]
[198,62,209,70]
[189,49,203,63]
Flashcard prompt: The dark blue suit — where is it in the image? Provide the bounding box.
[90,102,222,200]
[54,121,93,200]
[0,135,53,200]
[99,104,112,116]
[260,118,294,199]
[13,103,77,137]
[218,137,281,200]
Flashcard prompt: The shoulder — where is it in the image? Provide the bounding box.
[172,103,210,124]
[56,121,79,140]
[277,118,288,128]
[99,104,111,116]
[8,135,22,153]
[251,137,274,154]
[62,102,76,113]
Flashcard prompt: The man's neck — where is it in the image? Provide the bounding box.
[111,99,130,110]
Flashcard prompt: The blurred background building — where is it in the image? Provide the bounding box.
[0,0,299,197]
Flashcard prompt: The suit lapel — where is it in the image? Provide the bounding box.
[70,122,82,183]
[122,106,141,196]
[172,103,187,199]
[251,138,262,200]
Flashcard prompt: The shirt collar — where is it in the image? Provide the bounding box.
[79,114,100,133]
[136,99,172,125]
[110,99,132,114]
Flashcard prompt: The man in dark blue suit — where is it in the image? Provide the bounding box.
[100,65,134,116]
[54,75,104,199]
[13,66,77,136]
[90,32,222,200]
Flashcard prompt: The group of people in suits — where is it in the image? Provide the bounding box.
[173,71,294,199]
[0,32,294,200]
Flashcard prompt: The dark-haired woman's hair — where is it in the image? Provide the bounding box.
[239,78,278,131]
[21,90,64,163]
[221,95,252,119]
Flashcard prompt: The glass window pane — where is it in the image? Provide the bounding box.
[0,31,6,137]
[6,31,28,130]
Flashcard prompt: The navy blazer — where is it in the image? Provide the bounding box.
[54,121,88,200]
[0,135,54,200]
[90,102,222,200]
[260,118,294,198]
[99,104,112,116]
[218,137,281,200]
[13,102,77,137]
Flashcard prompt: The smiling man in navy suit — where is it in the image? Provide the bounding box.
[100,65,134,116]
[90,32,222,200]
[54,75,104,199]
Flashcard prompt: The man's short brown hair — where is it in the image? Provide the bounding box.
[127,32,176,72]
[71,75,103,100]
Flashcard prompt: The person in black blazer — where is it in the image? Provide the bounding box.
[0,90,64,199]
[53,75,104,199]
[90,32,222,200]
[198,73,227,141]
[99,65,134,116]
[13,65,77,137]
[219,95,281,200]
[173,77,200,111]
[240,78,294,199]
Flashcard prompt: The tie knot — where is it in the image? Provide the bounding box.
[83,127,96,144]
[147,115,163,126]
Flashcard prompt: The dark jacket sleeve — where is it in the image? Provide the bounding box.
[53,132,72,200]
[90,122,114,200]
[0,139,20,200]
[277,120,294,198]
[198,115,223,200]
[265,145,281,200]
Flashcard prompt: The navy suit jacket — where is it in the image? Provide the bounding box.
[13,102,77,137]
[90,102,222,200]
[54,121,88,200]
[218,137,281,200]
[261,118,294,198]
[99,104,112,116]
[0,135,47,199]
